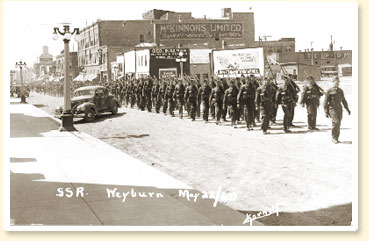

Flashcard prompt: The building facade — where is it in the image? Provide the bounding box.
[77,8,255,82]
[55,51,79,81]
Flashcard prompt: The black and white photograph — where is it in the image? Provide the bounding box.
[3,1,358,231]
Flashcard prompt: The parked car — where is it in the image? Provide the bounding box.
[55,85,121,122]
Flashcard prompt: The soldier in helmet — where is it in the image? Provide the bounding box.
[237,76,256,130]
[223,79,239,127]
[166,78,176,117]
[255,77,275,134]
[300,76,324,130]
[276,75,296,133]
[323,77,351,144]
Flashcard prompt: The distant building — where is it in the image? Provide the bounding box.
[34,46,55,77]
[77,8,256,82]
[55,51,79,81]
[256,38,296,62]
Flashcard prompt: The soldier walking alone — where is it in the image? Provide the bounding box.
[323,77,351,144]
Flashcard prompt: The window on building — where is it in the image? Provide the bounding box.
[145,56,147,67]
[315,61,318,64]
[140,34,144,43]
[327,61,331,64]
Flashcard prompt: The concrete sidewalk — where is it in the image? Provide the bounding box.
[8,99,261,227]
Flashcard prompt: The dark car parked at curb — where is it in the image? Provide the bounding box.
[55,85,121,122]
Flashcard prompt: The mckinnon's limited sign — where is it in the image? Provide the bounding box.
[158,23,243,39]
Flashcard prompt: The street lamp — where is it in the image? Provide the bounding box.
[98,48,103,83]
[52,21,80,131]
[176,51,187,80]
[10,70,16,97]
[15,60,27,103]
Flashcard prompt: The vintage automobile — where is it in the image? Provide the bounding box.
[55,85,121,122]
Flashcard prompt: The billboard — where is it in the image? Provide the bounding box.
[159,68,177,79]
[150,48,189,60]
[190,49,211,64]
[213,48,264,77]
[158,23,243,40]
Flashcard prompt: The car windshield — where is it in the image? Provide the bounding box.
[74,89,95,97]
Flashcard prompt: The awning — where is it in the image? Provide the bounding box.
[85,74,97,81]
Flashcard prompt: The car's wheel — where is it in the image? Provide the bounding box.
[84,108,96,122]
[111,103,119,115]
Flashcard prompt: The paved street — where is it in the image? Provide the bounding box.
[22,79,354,226]
[9,99,256,227]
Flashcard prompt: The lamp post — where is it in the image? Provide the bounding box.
[52,21,79,131]
[98,48,103,83]
[10,70,16,97]
[176,51,187,80]
[15,60,27,103]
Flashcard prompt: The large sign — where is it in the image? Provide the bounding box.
[190,49,211,64]
[304,51,352,59]
[213,48,264,77]
[158,23,243,40]
[159,68,177,79]
[150,48,189,59]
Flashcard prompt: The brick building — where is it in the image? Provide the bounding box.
[54,51,79,81]
[77,8,255,82]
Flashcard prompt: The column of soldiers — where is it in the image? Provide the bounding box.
[94,74,351,144]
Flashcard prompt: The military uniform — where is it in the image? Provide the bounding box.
[221,80,229,121]
[184,82,198,121]
[237,80,256,130]
[289,79,300,126]
[323,85,350,143]
[223,84,239,127]
[151,82,160,112]
[166,82,176,116]
[174,82,186,118]
[209,84,224,124]
[198,83,212,121]
[255,81,274,134]
[276,82,295,132]
[300,81,324,130]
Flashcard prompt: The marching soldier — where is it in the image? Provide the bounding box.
[152,80,160,113]
[209,80,224,125]
[223,79,239,127]
[144,77,153,112]
[300,76,324,130]
[210,77,216,119]
[158,80,167,114]
[237,76,256,130]
[255,77,275,134]
[198,79,212,122]
[166,79,176,117]
[184,78,198,121]
[174,78,186,118]
[323,77,351,144]
[269,79,279,124]
[251,75,260,124]
[289,74,300,126]
[221,78,230,122]
[276,75,296,133]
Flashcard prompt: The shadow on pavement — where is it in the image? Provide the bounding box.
[10,113,59,138]
[10,157,37,163]
[74,112,126,125]
[99,134,149,140]
[10,171,251,226]
[238,203,352,226]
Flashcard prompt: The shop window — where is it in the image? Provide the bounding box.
[203,73,209,80]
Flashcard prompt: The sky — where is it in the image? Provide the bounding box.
[3,1,357,74]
